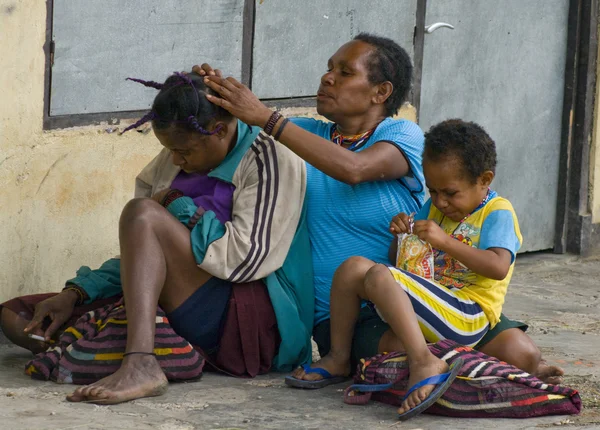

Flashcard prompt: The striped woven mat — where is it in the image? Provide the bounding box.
[344,339,581,418]
[25,298,204,384]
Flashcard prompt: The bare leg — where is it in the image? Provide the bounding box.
[68,198,212,404]
[479,328,564,384]
[0,308,47,353]
[361,265,448,415]
[292,256,376,381]
[378,328,405,354]
[295,259,448,415]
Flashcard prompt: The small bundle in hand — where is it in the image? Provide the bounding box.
[395,233,434,280]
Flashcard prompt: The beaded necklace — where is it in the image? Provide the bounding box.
[330,123,378,151]
[439,188,492,237]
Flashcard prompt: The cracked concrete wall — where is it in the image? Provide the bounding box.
[0,0,417,301]
[0,1,162,301]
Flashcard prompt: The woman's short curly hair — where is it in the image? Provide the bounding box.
[424,119,497,183]
[354,33,413,116]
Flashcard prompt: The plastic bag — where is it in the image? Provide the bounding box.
[395,233,434,280]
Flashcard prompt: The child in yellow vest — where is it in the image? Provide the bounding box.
[287,119,522,421]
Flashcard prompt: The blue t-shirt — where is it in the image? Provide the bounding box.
[292,117,426,325]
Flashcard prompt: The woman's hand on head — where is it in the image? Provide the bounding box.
[390,213,412,235]
[203,75,273,128]
[192,63,223,78]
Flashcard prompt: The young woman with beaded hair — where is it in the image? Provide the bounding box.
[0,71,315,403]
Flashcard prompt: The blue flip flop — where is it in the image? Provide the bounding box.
[397,357,464,421]
[284,364,349,389]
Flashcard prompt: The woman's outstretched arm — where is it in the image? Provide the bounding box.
[201,74,412,185]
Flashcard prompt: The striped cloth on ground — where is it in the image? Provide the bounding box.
[344,339,581,418]
[25,298,204,384]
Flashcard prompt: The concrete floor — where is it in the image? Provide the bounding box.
[0,253,599,430]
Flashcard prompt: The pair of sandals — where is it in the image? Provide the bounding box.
[285,358,464,421]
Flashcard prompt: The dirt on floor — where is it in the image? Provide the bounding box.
[0,253,599,430]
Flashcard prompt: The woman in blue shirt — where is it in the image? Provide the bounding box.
[202,33,425,331]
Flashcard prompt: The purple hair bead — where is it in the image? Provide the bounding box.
[187,116,222,135]
[173,71,194,86]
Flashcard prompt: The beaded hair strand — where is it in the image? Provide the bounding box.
[121,72,223,135]
[125,77,163,90]
[173,71,194,86]
[119,111,157,135]
[187,116,223,135]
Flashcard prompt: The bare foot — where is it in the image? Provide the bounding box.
[397,355,448,416]
[534,360,565,385]
[290,352,350,381]
[67,354,168,404]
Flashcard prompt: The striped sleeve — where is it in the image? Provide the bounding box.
[189,133,307,283]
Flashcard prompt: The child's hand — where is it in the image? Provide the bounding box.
[389,213,412,234]
[413,220,450,249]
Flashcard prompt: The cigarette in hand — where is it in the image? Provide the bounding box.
[27,334,55,344]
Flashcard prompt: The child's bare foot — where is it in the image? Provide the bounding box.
[398,355,448,415]
[291,353,350,381]
[534,360,564,385]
